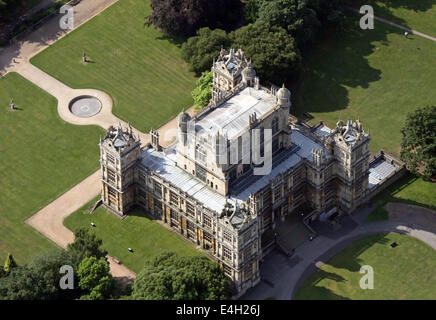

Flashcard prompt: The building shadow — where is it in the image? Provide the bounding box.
[321,233,390,272]
[294,269,350,300]
[296,285,351,300]
[370,172,436,213]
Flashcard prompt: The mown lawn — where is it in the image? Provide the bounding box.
[294,15,436,157]
[350,0,436,36]
[366,173,436,221]
[295,233,436,300]
[31,0,197,133]
[0,73,103,264]
[64,199,201,273]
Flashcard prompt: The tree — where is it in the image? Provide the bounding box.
[132,252,229,300]
[0,266,34,299]
[3,253,17,273]
[230,21,302,85]
[192,70,213,110]
[400,106,436,178]
[243,0,267,23]
[77,256,114,300]
[67,228,107,261]
[182,28,231,75]
[145,0,242,38]
[0,249,80,300]
[312,0,345,25]
[257,0,320,47]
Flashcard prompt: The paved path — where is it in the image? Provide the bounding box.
[242,204,436,300]
[0,0,120,75]
[0,0,138,280]
[345,6,436,42]
[26,171,101,247]
[3,0,196,281]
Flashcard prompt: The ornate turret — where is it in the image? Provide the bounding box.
[177,109,191,146]
[241,60,256,87]
[214,129,228,168]
[276,84,291,109]
[212,48,250,98]
[334,118,369,149]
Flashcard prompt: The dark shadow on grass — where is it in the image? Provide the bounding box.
[345,0,435,27]
[293,9,408,118]
[1,12,72,74]
[367,172,436,221]
[126,205,161,222]
[154,33,187,47]
[320,233,389,272]
[314,269,347,283]
[295,270,350,300]
[293,233,392,299]
[366,0,435,13]
[296,285,351,300]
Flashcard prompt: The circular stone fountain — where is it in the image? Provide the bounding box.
[69,96,102,118]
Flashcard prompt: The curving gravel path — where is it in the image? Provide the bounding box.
[0,0,141,281]
[8,0,436,291]
[3,0,195,282]
[242,204,436,300]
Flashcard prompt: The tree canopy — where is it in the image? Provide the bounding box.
[0,249,80,300]
[0,231,117,300]
[230,21,302,85]
[243,0,344,37]
[78,256,114,300]
[180,0,345,83]
[145,0,242,38]
[132,252,229,300]
[400,106,436,178]
[67,228,108,262]
[191,70,213,110]
[182,28,231,75]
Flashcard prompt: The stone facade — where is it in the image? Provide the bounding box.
[99,49,402,298]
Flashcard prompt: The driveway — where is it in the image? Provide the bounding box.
[242,203,436,300]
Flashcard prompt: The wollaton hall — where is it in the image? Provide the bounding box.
[98,49,404,297]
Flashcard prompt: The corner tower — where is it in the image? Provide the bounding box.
[332,119,370,211]
[100,124,141,217]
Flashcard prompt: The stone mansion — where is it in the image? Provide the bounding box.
[98,49,404,297]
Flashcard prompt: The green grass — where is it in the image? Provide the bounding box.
[366,173,436,221]
[350,0,436,36]
[64,198,201,273]
[31,0,197,133]
[294,16,436,157]
[0,73,104,264]
[295,233,436,299]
